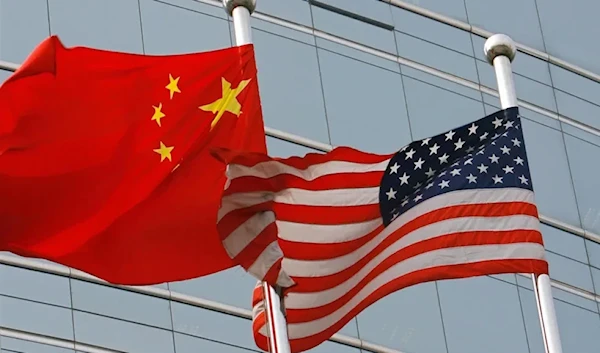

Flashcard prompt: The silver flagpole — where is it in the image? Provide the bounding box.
[222,1,292,352]
[484,34,564,353]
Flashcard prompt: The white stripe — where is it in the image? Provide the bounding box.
[222,211,274,258]
[285,242,546,339]
[218,186,379,223]
[246,241,296,288]
[277,218,383,243]
[218,191,273,222]
[227,159,390,181]
[284,214,540,308]
[277,188,535,245]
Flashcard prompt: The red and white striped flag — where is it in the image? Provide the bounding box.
[216,108,548,352]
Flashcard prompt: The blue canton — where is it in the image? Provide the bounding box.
[379,107,533,226]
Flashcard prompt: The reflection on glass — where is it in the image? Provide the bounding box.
[48,0,144,53]
[0,265,71,307]
[0,296,74,340]
[252,29,330,143]
[402,75,484,140]
[70,279,172,330]
[0,0,49,63]
[563,134,600,235]
[73,311,174,353]
[438,277,529,353]
[317,48,412,153]
[140,0,231,55]
[358,282,447,353]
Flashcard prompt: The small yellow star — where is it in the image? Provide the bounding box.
[151,103,166,127]
[153,141,174,162]
[165,74,181,99]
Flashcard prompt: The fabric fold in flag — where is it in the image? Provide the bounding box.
[215,107,548,352]
[0,35,267,285]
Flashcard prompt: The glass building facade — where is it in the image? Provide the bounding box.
[1,0,600,352]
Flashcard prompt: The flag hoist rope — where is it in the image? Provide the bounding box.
[222,1,292,352]
[484,33,564,353]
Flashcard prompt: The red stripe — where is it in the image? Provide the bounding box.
[275,203,381,225]
[280,202,538,270]
[223,171,384,196]
[285,229,543,323]
[278,259,548,353]
[233,223,278,271]
[217,201,273,241]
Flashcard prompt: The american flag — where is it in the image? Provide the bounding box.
[217,107,549,352]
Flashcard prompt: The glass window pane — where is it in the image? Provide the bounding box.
[0,296,74,340]
[536,0,600,75]
[158,0,226,19]
[70,279,172,330]
[140,0,231,55]
[317,0,394,27]
[477,61,557,112]
[541,224,588,264]
[402,75,484,141]
[563,134,600,235]
[171,302,255,350]
[0,0,49,64]
[317,49,412,153]
[48,0,143,53]
[316,38,400,72]
[471,35,552,86]
[252,29,330,144]
[591,267,600,295]
[174,333,254,353]
[311,6,397,55]
[0,265,71,307]
[397,0,468,22]
[553,294,600,353]
[252,19,314,46]
[1,337,74,353]
[546,252,594,292]
[586,239,600,269]
[465,0,545,51]
[396,32,478,82]
[517,276,598,315]
[550,64,600,107]
[520,118,581,228]
[266,137,322,158]
[358,282,447,353]
[391,7,473,56]
[438,277,529,353]
[517,287,546,353]
[73,311,174,353]
[555,90,600,132]
[304,340,360,353]
[256,0,313,27]
[402,66,482,101]
[169,267,257,310]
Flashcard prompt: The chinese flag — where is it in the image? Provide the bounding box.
[0,36,267,285]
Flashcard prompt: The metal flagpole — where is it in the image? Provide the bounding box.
[222,1,292,352]
[484,34,564,353]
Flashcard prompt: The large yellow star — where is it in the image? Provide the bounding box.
[151,103,166,127]
[199,77,251,129]
[165,74,181,99]
[153,141,174,162]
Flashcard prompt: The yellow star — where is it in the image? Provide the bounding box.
[199,77,251,129]
[153,141,174,162]
[151,103,166,127]
[165,74,181,99]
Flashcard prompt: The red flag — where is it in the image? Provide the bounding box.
[0,36,267,285]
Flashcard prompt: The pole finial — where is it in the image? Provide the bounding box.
[484,34,517,65]
[223,0,256,16]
